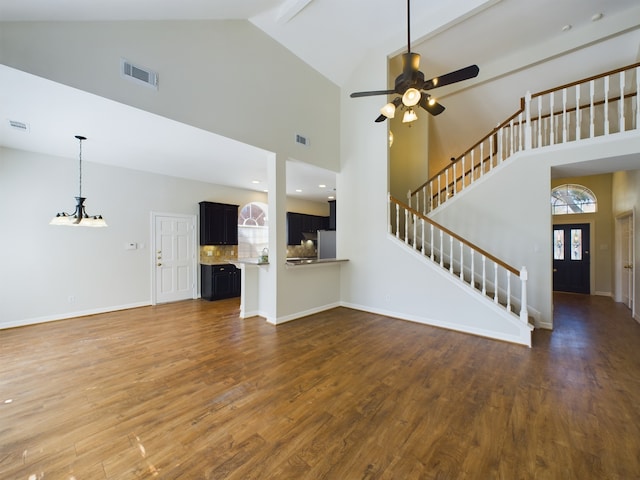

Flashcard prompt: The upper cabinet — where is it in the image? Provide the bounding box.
[286,212,329,245]
[328,200,336,231]
[199,201,238,245]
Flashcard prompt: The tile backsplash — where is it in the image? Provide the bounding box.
[200,245,237,264]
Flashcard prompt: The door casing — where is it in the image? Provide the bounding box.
[151,212,198,305]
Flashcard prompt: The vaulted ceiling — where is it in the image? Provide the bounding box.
[1,0,639,199]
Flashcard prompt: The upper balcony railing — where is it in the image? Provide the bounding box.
[409,62,640,214]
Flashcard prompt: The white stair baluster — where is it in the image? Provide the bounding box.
[459,242,464,281]
[493,263,499,304]
[525,91,532,149]
[509,118,514,156]
[421,219,425,255]
[481,256,487,295]
[537,96,543,147]
[550,92,555,145]
[562,88,567,143]
[520,267,529,323]
[619,70,626,133]
[396,203,400,238]
[497,128,503,164]
[449,236,454,274]
[604,75,610,135]
[489,134,494,171]
[429,181,433,212]
[453,162,457,195]
[437,175,441,207]
[575,83,581,141]
[430,224,435,261]
[589,80,595,138]
[422,186,427,215]
[470,250,475,288]
[506,271,512,312]
[635,66,640,130]
[412,213,417,249]
[404,207,408,243]
[461,155,466,190]
[518,112,524,152]
[445,168,449,200]
[439,230,444,267]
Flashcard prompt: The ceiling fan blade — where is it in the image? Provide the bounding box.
[350,89,396,98]
[374,114,387,123]
[419,96,445,116]
[422,64,479,90]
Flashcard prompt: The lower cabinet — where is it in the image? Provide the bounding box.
[201,264,241,301]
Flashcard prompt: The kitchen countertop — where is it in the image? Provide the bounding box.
[285,258,348,266]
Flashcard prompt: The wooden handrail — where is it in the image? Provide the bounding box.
[390,195,520,276]
[531,61,640,99]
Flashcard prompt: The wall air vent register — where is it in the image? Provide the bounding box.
[121,59,158,89]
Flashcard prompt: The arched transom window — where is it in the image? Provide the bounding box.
[238,202,268,259]
[551,184,597,215]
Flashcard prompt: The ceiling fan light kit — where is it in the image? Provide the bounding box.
[350,0,479,124]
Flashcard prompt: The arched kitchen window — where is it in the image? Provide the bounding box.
[551,184,597,215]
[237,202,268,259]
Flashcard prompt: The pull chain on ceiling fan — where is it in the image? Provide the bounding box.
[350,0,479,123]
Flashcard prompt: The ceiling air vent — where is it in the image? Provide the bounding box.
[295,134,309,147]
[121,59,158,89]
[8,120,29,132]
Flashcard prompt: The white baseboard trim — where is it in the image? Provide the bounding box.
[594,291,613,297]
[0,302,151,330]
[268,302,342,325]
[340,301,532,347]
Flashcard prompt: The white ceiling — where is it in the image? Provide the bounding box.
[1,0,639,200]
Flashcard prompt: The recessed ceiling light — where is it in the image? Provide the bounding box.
[296,189,302,193]
[561,24,572,32]
[318,184,326,188]
[251,180,260,184]
[328,195,335,200]
[591,13,603,22]
[263,189,268,193]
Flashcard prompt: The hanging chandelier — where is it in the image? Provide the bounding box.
[50,135,107,227]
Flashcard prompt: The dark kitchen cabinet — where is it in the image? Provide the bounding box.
[286,212,329,245]
[199,201,238,245]
[328,200,336,230]
[201,264,241,300]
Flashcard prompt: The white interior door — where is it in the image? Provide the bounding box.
[153,213,196,304]
[621,214,633,310]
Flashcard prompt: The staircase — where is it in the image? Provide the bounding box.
[387,62,640,345]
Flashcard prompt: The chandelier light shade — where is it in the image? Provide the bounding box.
[50,135,107,227]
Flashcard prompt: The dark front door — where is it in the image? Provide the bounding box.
[553,223,590,293]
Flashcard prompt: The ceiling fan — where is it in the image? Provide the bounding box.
[350,0,479,123]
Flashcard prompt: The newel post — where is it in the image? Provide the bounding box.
[519,266,529,323]
[524,91,532,150]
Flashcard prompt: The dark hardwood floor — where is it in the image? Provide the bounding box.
[1,293,640,479]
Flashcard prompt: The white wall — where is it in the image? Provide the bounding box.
[0,147,267,328]
[339,49,531,345]
[429,134,640,328]
[0,20,339,171]
[612,169,640,322]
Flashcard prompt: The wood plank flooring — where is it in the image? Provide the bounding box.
[1,293,640,479]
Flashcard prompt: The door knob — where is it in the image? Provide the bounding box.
[157,263,162,266]
[553,268,558,272]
